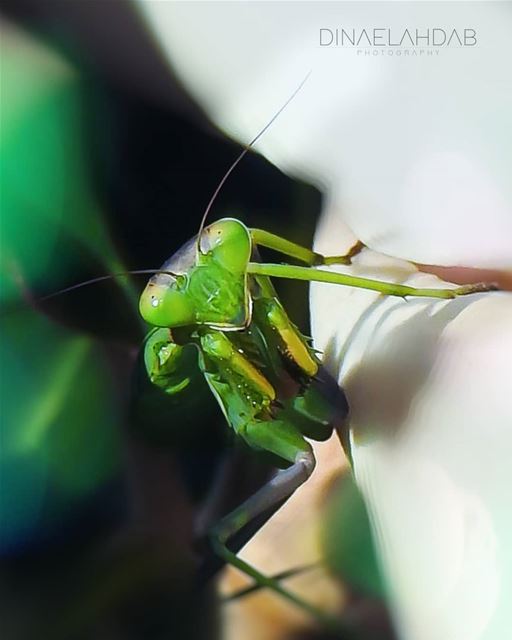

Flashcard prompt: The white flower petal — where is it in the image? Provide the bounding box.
[135,4,512,638]
[137,1,512,268]
[311,211,512,640]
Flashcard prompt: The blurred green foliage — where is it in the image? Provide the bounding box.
[0,307,120,550]
[1,25,124,303]
[323,475,385,600]
[0,22,124,552]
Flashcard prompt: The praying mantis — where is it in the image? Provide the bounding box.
[138,211,495,623]
[46,78,498,635]
[137,219,495,633]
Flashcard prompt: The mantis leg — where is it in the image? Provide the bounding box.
[210,449,315,548]
[248,262,497,299]
[223,563,319,602]
[208,449,347,629]
[250,228,364,266]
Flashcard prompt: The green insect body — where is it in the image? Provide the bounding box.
[36,67,497,631]
[138,216,496,631]
[140,218,347,467]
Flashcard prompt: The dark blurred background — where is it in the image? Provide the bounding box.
[0,2,391,639]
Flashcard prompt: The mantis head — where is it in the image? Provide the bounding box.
[139,218,252,330]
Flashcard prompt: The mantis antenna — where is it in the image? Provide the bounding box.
[42,72,311,301]
[40,270,179,301]
[196,71,312,254]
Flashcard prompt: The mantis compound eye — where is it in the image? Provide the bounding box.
[200,219,251,272]
[139,280,195,328]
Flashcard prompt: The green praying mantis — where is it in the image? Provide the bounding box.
[45,78,498,634]
[137,215,495,629]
